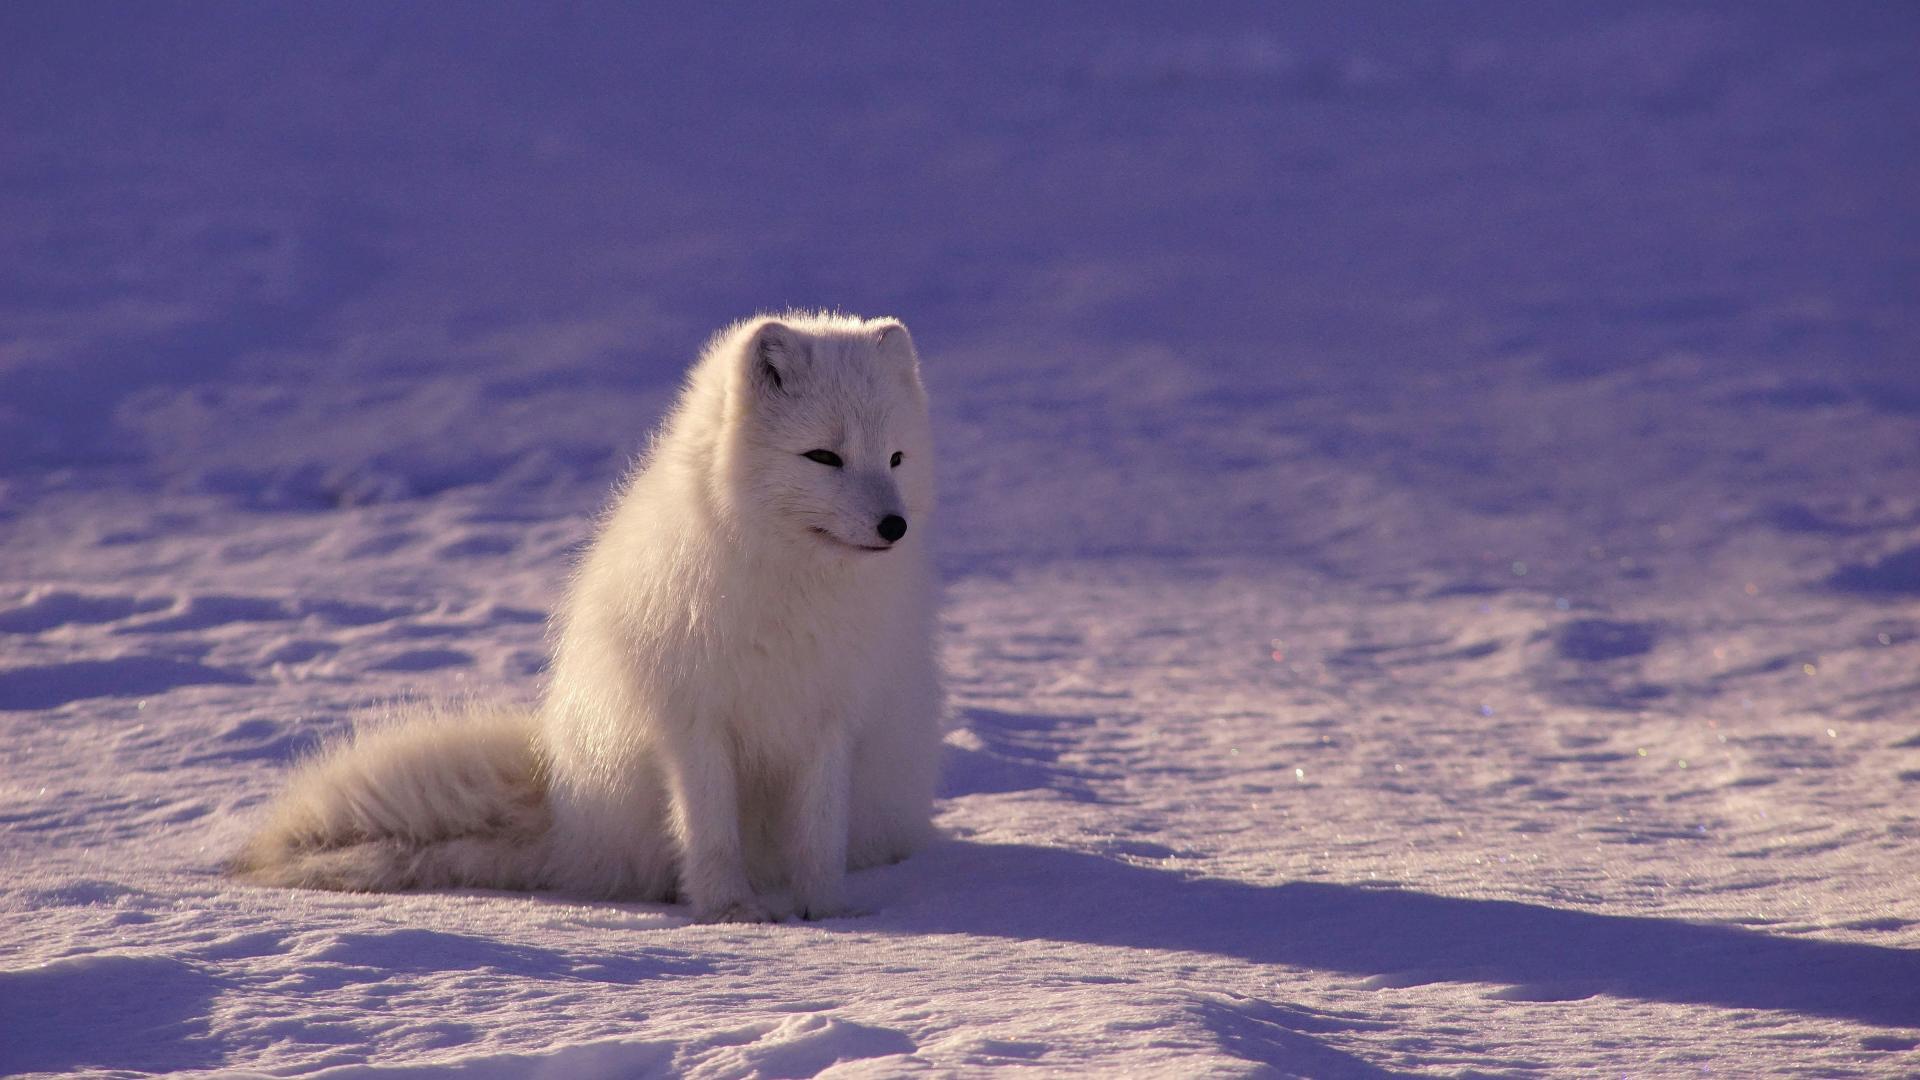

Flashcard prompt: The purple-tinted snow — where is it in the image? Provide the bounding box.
[2,4,1917,1076]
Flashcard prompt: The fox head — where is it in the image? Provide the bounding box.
[713,314,934,559]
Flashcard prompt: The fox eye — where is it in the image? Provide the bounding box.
[802,449,843,468]
[890,451,903,468]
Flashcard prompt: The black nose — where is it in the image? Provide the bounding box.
[876,515,907,543]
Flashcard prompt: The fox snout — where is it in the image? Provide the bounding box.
[850,471,909,549]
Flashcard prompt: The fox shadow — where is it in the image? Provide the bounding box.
[888,841,1920,1029]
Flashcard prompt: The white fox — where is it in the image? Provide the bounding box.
[233,313,945,922]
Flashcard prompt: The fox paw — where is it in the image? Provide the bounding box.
[797,902,866,921]
[790,887,859,921]
[696,897,776,924]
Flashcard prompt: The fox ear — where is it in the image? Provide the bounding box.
[748,320,805,395]
[874,321,917,366]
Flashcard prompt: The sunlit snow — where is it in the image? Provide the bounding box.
[3,4,1917,1076]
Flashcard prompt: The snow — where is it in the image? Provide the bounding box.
[3,2,1918,1076]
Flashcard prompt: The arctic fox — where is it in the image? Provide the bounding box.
[233,313,944,922]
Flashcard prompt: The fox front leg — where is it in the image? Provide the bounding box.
[781,733,853,920]
[663,730,771,924]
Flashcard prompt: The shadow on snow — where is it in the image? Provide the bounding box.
[897,842,1920,1030]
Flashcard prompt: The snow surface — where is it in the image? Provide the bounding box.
[4,2,1919,1076]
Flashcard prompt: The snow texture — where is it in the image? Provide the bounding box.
[3,2,1918,1076]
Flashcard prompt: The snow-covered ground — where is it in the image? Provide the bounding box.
[4,3,1918,1076]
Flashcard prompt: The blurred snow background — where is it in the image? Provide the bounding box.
[2,3,1917,1076]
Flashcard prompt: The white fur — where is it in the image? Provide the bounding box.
[233,313,945,922]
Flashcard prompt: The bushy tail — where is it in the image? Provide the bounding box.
[230,704,551,893]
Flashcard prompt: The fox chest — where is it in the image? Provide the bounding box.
[662,601,883,736]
